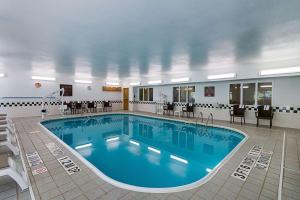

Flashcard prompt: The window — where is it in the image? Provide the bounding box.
[139,88,143,101]
[144,88,149,101]
[139,88,153,101]
[180,86,187,102]
[188,86,195,103]
[229,82,273,105]
[229,84,241,104]
[173,87,179,102]
[149,88,153,101]
[243,83,255,105]
[173,86,195,103]
[257,82,272,105]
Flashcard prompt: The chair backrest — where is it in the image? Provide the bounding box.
[167,102,174,110]
[66,102,72,109]
[187,103,194,111]
[88,102,94,108]
[257,105,273,117]
[76,102,82,108]
[233,104,245,115]
[103,101,110,107]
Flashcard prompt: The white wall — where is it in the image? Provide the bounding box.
[0,70,123,117]
[131,76,300,129]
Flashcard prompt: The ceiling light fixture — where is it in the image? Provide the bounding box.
[171,77,190,83]
[148,80,162,85]
[207,73,236,80]
[106,81,120,86]
[260,85,272,88]
[74,79,92,84]
[260,67,300,76]
[0,73,5,78]
[129,82,141,86]
[32,76,56,81]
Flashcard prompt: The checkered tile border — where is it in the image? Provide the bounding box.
[0,100,122,108]
[129,101,300,114]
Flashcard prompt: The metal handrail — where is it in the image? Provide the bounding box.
[205,113,214,126]
[195,112,203,126]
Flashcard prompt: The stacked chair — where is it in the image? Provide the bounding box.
[0,114,28,190]
[63,101,109,115]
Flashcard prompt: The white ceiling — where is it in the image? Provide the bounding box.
[0,0,300,82]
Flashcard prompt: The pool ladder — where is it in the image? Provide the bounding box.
[205,113,214,127]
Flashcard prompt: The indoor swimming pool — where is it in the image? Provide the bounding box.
[41,114,246,192]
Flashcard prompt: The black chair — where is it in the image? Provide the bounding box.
[88,101,96,113]
[182,103,195,118]
[75,102,83,114]
[63,102,72,115]
[69,102,76,114]
[256,105,274,128]
[103,101,112,112]
[229,105,246,125]
[163,102,175,115]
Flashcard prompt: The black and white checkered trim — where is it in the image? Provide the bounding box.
[0,100,122,108]
[129,101,300,114]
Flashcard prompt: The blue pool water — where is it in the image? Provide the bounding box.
[42,114,245,189]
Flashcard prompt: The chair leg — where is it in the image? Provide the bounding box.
[270,119,272,128]
[257,118,259,127]
[241,117,242,125]
[244,117,245,125]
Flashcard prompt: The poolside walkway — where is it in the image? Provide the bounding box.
[2,112,300,200]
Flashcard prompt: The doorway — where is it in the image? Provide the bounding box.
[123,88,129,110]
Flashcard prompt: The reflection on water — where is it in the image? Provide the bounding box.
[47,115,242,156]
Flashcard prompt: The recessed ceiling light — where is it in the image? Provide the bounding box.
[106,81,120,86]
[148,80,162,84]
[207,73,236,80]
[32,76,56,81]
[129,82,141,86]
[0,73,5,78]
[171,77,190,83]
[260,67,300,76]
[74,79,92,84]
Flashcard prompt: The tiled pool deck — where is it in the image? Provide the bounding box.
[1,112,300,200]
